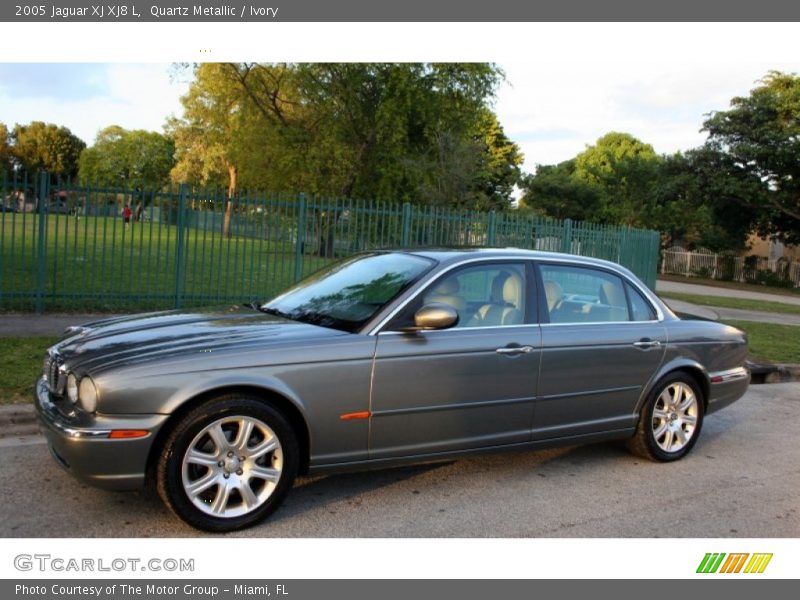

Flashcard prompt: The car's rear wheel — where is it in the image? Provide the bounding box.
[157,394,298,532]
[628,373,704,462]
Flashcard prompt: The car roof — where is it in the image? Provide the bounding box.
[399,247,631,273]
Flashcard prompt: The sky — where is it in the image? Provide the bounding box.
[1,61,798,173]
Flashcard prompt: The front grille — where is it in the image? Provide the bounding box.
[43,352,66,396]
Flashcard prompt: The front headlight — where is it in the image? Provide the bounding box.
[66,373,79,404]
[78,377,98,413]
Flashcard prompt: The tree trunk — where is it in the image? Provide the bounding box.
[223,163,237,239]
[317,220,336,257]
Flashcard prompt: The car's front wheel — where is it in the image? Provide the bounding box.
[157,394,298,532]
[628,373,704,462]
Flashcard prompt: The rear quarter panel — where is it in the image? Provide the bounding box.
[643,319,748,414]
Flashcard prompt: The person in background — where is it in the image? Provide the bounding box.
[122,203,132,228]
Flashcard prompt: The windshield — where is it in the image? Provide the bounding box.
[261,252,435,332]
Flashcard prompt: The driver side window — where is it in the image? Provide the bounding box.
[392,262,529,330]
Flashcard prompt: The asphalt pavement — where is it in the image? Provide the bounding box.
[662,298,800,326]
[656,279,800,306]
[2,382,797,538]
[0,313,118,337]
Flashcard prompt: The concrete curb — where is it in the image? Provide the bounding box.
[0,403,39,437]
[763,364,800,384]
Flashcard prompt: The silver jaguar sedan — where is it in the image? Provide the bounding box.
[36,248,749,531]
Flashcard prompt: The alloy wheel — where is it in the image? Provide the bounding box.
[651,382,699,453]
[181,416,283,518]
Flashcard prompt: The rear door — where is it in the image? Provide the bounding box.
[533,262,666,440]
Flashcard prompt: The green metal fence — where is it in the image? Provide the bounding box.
[0,174,661,312]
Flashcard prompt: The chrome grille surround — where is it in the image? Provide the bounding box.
[43,351,66,396]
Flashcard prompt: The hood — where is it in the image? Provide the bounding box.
[52,304,348,374]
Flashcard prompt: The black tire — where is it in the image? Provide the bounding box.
[628,372,705,462]
[157,394,299,532]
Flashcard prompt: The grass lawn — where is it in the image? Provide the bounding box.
[1,213,333,312]
[723,320,800,364]
[0,336,58,404]
[660,292,800,316]
[659,274,800,297]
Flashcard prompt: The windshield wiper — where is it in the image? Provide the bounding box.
[258,306,294,320]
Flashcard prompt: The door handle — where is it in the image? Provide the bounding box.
[496,345,535,355]
[632,340,662,349]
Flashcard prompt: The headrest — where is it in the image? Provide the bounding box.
[543,280,563,311]
[433,277,459,295]
[599,281,625,306]
[491,271,510,303]
[502,274,523,306]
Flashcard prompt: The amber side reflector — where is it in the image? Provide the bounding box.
[108,430,149,439]
[339,411,371,421]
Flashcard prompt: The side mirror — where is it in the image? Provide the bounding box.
[400,303,459,332]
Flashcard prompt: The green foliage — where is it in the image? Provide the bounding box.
[723,320,800,364]
[78,126,175,189]
[703,71,800,244]
[472,110,525,209]
[521,129,769,252]
[574,132,657,180]
[572,132,661,225]
[168,63,521,209]
[167,63,262,195]
[650,149,763,251]
[519,159,601,220]
[521,132,660,226]
[0,122,11,172]
[10,121,85,178]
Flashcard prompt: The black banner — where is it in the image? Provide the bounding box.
[4,580,797,600]
[3,0,800,22]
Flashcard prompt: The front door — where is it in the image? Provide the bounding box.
[369,261,541,459]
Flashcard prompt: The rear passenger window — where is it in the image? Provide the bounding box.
[627,283,656,321]
[540,265,628,323]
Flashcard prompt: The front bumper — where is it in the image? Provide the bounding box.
[35,378,169,490]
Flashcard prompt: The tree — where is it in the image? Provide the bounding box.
[703,71,800,243]
[519,159,602,220]
[461,109,524,210]
[574,132,661,225]
[11,121,85,178]
[177,62,516,207]
[650,149,767,251]
[78,126,175,189]
[168,63,280,197]
[168,63,276,237]
[521,132,660,226]
[0,122,11,173]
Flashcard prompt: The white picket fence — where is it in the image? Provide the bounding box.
[661,248,800,288]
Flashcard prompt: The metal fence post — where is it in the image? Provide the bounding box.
[487,210,497,246]
[294,193,307,282]
[619,226,630,266]
[174,184,188,308]
[561,218,572,254]
[401,202,412,247]
[35,172,49,314]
